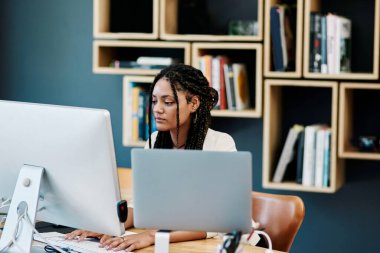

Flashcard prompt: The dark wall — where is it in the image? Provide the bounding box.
[1,1,379,252]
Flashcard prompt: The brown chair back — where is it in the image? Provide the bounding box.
[252,192,305,252]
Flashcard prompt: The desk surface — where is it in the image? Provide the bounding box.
[118,168,284,253]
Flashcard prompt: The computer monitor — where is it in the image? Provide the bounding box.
[131,149,252,233]
[0,100,125,252]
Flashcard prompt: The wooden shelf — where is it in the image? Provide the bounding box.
[192,43,262,118]
[303,0,380,80]
[263,0,304,78]
[339,83,380,160]
[262,79,344,193]
[160,0,263,41]
[93,40,191,75]
[123,75,154,147]
[93,0,159,39]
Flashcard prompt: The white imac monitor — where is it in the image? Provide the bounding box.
[0,100,125,252]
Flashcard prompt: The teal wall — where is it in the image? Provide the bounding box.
[1,1,379,252]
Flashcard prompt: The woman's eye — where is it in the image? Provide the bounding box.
[152,100,157,105]
[165,101,174,105]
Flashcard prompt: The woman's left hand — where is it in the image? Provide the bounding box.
[100,230,156,252]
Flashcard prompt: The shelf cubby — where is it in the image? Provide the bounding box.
[160,0,263,41]
[93,40,191,75]
[192,43,263,118]
[93,0,159,39]
[123,75,154,147]
[263,0,304,78]
[303,0,380,80]
[339,83,380,160]
[263,79,344,193]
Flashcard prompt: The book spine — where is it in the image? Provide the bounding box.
[302,126,318,186]
[270,6,285,71]
[224,64,236,110]
[296,131,305,184]
[232,63,250,111]
[323,130,331,187]
[314,128,326,187]
[212,57,221,109]
[321,16,328,74]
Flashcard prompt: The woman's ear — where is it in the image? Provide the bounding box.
[191,95,200,112]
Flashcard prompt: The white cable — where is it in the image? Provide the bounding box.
[22,211,66,253]
[255,230,273,253]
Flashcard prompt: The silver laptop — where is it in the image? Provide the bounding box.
[131,149,252,233]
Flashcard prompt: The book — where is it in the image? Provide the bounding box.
[218,56,229,110]
[326,13,337,74]
[320,16,328,73]
[338,16,352,72]
[314,128,328,187]
[223,64,236,110]
[212,57,221,109]
[302,124,325,186]
[296,130,305,184]
[272,124,304,183]
[323,129,332,187]
[270,6,285,71]
[136,56,177,66]
[310,12,322,72]
[232,63,250,111]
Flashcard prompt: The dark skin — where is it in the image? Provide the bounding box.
[65,78,206,252]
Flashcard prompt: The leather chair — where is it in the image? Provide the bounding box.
[252,192,305,252]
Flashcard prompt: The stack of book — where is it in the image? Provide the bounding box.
[124,83,157,144]
[309,12,352,74]
[111,56,178,70]
[198,55,250,111]
[272,124,331,188]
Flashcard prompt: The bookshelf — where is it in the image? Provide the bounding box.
[263,79,344,193]
[303,0,380,80]
[263,0,304,78]
[192,43,263,118]
[339,83,380,160]
[93,0,380,193]
[93,0,159,39]
[123,76,154,147]
[160,0,263,41]
[93,40,191,75]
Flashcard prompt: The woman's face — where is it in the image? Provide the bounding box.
[152,78,196,132]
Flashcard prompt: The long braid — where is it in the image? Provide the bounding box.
[148,64,218,150]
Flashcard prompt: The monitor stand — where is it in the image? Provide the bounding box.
[0,165,44,253]
[154,230,170,253]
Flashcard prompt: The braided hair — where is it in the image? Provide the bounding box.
[147,64,218,150]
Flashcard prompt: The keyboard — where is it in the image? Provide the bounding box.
[34,231,136,253]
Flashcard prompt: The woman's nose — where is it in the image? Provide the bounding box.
[153,102,164,113]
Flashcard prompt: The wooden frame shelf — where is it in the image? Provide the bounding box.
[93,0,159,39]
[192,43,263,118]
[263,0,304,78]
[160,0,263,41]
[93,40,191,75]
[339,83,380,160]
[123,75,154,147]
[263,79,344,193]
[303,0,380,80]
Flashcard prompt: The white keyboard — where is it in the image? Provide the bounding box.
[34,231,136,253]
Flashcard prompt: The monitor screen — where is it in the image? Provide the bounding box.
[0,100,124,241]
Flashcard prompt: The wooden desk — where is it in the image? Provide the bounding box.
[117,168,284,253]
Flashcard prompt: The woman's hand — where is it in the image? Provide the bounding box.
[100,230,155,252]
[64,230,112,242]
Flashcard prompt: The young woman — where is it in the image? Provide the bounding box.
[65,64,237,251]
